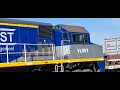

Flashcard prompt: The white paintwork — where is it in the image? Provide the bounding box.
[105,65,120,69]
[108,59,120,61]
[56,45,71,57]
[105,38,117,55]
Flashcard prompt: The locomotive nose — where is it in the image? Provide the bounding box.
[67,44,103,59]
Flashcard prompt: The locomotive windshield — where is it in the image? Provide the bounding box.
[39,25,53,39]
[72,34,88,44]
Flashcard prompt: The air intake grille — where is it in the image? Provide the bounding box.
[39,26,53,38]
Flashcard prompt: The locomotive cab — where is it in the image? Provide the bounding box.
[54,24,103,59]
[54,24,104,72]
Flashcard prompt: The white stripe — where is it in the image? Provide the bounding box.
[0,28,16,31]
[105,65,120,69]
[108,59,120,61]
[0,43,17,45]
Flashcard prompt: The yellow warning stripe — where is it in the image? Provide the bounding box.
[0,22,38,28]
[0,58,103,68]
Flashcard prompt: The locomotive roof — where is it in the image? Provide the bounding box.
[58,24,89,33]
[0,18,53,26]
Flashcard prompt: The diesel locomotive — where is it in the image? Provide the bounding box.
[0,18,104,72]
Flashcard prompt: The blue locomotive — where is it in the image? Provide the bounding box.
[0,18,105,72]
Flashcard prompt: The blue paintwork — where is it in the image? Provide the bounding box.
[54,30,62,46]
[97,61,105,72]
[53,25,92,46]
[0,25,38,44]
[0,23,105,72]
[0,25,38,62]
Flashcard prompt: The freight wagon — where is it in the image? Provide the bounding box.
[0,18,105,72]
[105,37,120,72]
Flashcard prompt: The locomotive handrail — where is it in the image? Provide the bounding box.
[24,44,27,62]
[0,52,53,54]
[61,40,70,59]
[0,43,56,63]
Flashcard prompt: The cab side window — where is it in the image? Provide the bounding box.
[72,34,88,44]
[84,34,88,43]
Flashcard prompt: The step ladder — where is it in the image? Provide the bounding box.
[55,64,64,72]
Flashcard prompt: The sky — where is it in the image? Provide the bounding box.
[8,18,120,52]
